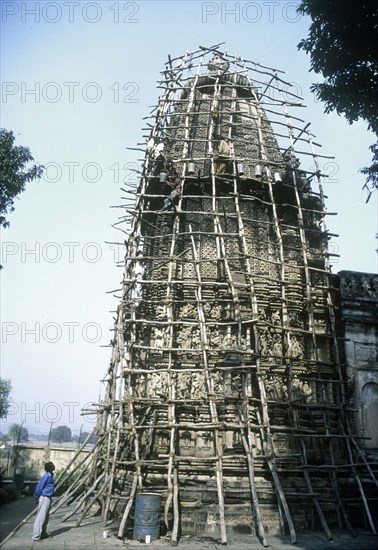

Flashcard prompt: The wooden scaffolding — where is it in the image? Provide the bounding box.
[54,44,378,545]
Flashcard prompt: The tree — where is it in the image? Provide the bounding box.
[297,1,378,200]
[8,424,29,444]
[0,378,12,419]
[0,128,44,228]
[50,425,72,443]
[77,431,97,445]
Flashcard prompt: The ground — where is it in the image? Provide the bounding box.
[0,497,377,549]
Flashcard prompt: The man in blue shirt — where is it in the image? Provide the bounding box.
[32,461,55,541]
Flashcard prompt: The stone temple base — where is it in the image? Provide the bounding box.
[180,503,307,537]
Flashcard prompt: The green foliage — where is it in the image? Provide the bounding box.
[7,424,29,444]
[55,467,87,496]
[297,1,378,199]
[360,144,378,199]
[0,484,18,505]
[0,128,44,229]
[0,467,18,506]
[0,378,12,419]
[19,426,29,442]
[50,425,72,443]
[76,431,97,445]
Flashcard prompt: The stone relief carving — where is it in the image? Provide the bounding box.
[208,328,222,349]
[134,373,147,398]
[156,431,170,453]
[340,272,378,299]
[271,310,281,326]
[151,325,169,350]
[191,371,206,399]
[213,371,224,395]
[288,311,303,328]
[148,371,169,398]
[262,375,288,401]
[191,329,201,349]
[210,304,222,320]
[180,430,194,455]
[258,307,267,322]
[224,372,242,397]
[195,431,214,456]
[287,335,305,359]
[176,326,194,349]
[180,303,196,319]
[291,376,312,403]
[258,327,272,358]
[155,304,166,319]
[271,334,283,364]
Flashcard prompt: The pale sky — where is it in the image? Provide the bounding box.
[1,1,377,436]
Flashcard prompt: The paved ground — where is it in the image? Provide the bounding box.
[0,498,377,550]
[0,496,36,542]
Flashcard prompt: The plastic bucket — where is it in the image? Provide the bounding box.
[237,162,244,175]
[188,162,196,175]
[133,493,162,541]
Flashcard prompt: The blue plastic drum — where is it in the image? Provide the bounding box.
[133,493,162,541]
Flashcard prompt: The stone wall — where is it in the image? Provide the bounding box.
[338,270,378,458]
[0,444,91,480]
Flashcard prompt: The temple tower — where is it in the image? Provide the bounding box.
[57,45,378,545]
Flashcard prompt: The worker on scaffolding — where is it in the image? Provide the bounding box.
[215,135,231,175]
[147,138,167,176]
[132,250,147,304]
[153,150,167,177]
[160,169,182,212]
